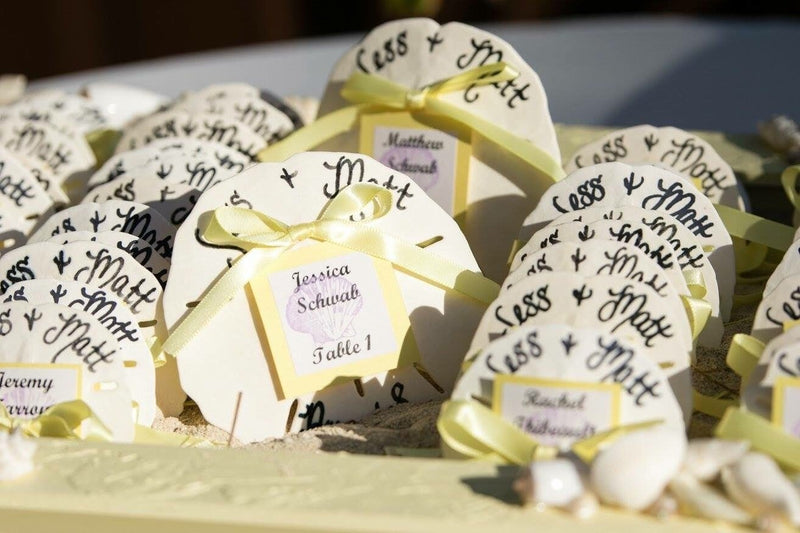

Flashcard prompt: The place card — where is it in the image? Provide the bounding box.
[250,241,417,398]
[492,374,621,448]
[0,362,82,419]
[772,376,800,438]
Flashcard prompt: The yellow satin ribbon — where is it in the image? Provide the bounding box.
[682,295,712,341]
[437,399,662,464]
[85,128,121,167]
[780,164,800,211]
[683,269,707,300]
[163,183,500,356]
[257,62,565,185]
[716,407,800,472]
[692,390,738,418]
[0,400,112,441]
[146,336,167,368]
[726,333,764,381]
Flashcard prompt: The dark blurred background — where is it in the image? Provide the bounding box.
[1,0,797,80]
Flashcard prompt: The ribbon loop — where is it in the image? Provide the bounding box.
[0,399,112,441]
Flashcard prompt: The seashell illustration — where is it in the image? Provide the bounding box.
[286,275,363,344]
[0,387,57,420]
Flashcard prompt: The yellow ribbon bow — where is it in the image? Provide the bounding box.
[437,400,662,464]
[716,407,800,472]
[257,62,566,185]
[0,399,112,441]
[162,183,500,356]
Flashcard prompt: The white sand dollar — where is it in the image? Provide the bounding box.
[115,110,265,161]
[752,274,800,344]
[467,272,693,421]
[163,152,486,442]
[0,240,183,416]
[28,200,175,260]
[0,301,133,441]
[0,146,55,234]
[453,324,686,439]
[46,230,170,286]
[82,82,168,129]
[88,138,251,191]
[514,217,721,346]
[565,125,744,209]
[318,18,560,281]
[82,177,198,227]
[2,279,156,425]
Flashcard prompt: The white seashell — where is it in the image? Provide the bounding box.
[721,452,800,526]
[590,426,687,511]
[82,82,167,129]
[0,429,36,481]
[646,493,678,520]
[514,458,585,507]
[669,471,752,524]
[566,491,599,520]
[682,438,750,481]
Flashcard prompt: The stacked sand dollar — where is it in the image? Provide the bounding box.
[302,18,562,281]
[564,125,747,210]
[0,201,173,427]
[740,236,800,429]
[162,152,493,443]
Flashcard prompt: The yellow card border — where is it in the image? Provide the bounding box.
[249,241,419,400]
[491,374,622,427]
[359,111,472,221]
[772,375,800,432]
[0,362,83,411]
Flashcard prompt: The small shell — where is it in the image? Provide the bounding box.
[514,458,585,507]
[721,452,800,526]
[669,471,752,524]
[566,491,599,520]
[590,426,687,511]
[0,429,36,481]
[0,74,26,106]
[682,438,750,481]
[82,82,167,128]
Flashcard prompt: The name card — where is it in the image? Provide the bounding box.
[493,374,620,448]
[250,242,418,398]
[772,376,800,438]
[0,362,81,419]
[360,112,470,217]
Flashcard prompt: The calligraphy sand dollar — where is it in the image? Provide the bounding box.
[0,146,56,233]
[2,279,157,425]
[162,152,487,442]
[4,149,70,205]
[742,328,800,418]
[0,240,184,416]
[752,274,800,343]
[538,204,732,322]
[45,230,170,287]
[316,18,560,281]
[564,125,745,210]
[115,110,266,160]
[513,217,721,346]
[467,271,693,421]
[82,177,198,227]
[8,89,109,134]
[519,163,734,312]
[763,238,800,298]
[0,301,133,441]
[503,240,688,301]
[28,200,176,260]
[453,324,686,444]
[171,84,303,143]
[88,138,251,191]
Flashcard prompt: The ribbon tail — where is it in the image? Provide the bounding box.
[726,333,764,380]
[716,407,800,472]
[780,165,800,209]
[257,105,367,162]
[570,419,663,464]
[437,400,546,464]
[716,204,794,254]
[163,247,282,356]
[681,295,712,341]
[427,98,565,185]
[38,399,113,441]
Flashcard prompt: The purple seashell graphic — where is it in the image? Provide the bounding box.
[286,275,363,344]
[1,387,57,420]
